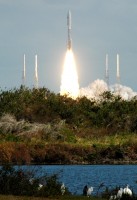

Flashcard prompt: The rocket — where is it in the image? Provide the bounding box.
[67,10,72,50]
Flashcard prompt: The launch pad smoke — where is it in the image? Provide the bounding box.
[79,79,137,101]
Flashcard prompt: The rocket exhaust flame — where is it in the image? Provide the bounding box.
[60,49,79,99]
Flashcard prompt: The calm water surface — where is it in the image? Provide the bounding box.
[24,165,137,195]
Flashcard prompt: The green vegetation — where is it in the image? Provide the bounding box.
[0,165,70,197]
[0,87,137,164]
[0,165,107,200]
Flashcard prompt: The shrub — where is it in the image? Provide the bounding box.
[37,173,70,197]
[0,165,39,196]
[0,164,70,197]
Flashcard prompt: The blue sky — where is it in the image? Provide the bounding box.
[0,0,137,93]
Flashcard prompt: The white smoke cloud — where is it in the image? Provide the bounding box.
[79,79,108,100]
[79,79,137,100]
[110,83,137,100]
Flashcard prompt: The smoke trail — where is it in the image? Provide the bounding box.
[79,79,108,100]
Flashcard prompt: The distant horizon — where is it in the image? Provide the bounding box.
[1,77,137,102]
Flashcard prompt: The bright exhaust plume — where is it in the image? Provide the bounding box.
[60,49,79,99]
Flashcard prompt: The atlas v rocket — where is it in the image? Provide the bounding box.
[67,10,72,50]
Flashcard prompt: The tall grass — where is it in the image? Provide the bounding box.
[76,131,137,148]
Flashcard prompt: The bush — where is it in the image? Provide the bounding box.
[0,165,39,196]
[37,174,70,197]
[0,164,70,197]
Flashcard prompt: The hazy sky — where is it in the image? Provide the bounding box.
[0,0,137,93]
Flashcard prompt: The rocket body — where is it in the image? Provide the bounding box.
[67,10,72,50]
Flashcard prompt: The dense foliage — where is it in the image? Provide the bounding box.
[0,165,70,197]
[0,86,137,133]
[1,86,137,164]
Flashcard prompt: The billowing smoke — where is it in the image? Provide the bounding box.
[110,83,137,100]
[79,79,137,100]
[79,79,108,100]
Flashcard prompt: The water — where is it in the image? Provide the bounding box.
[20,165,137,195]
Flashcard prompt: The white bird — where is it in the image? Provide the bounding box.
[87,186,93,197]
[38,183,43,190]
[61,183,65,195]
[109,195,117,200]
[117,188,124,199]
[29,178,34,185]
[123,185,132,196]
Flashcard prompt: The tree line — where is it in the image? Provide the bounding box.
[0,86,137,134]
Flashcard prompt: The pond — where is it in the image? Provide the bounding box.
[22,165,137,195]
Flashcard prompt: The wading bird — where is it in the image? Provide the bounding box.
[123,185,132,196]
[61,183,65,195]
[87,186,94,197]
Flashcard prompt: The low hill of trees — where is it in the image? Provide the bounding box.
[0,86,137,164]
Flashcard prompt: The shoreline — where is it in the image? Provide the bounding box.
[1,160,137,165]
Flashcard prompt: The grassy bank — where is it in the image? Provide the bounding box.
[1,131,137,164]
[1,132,137,164]
[0,195,106,200]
